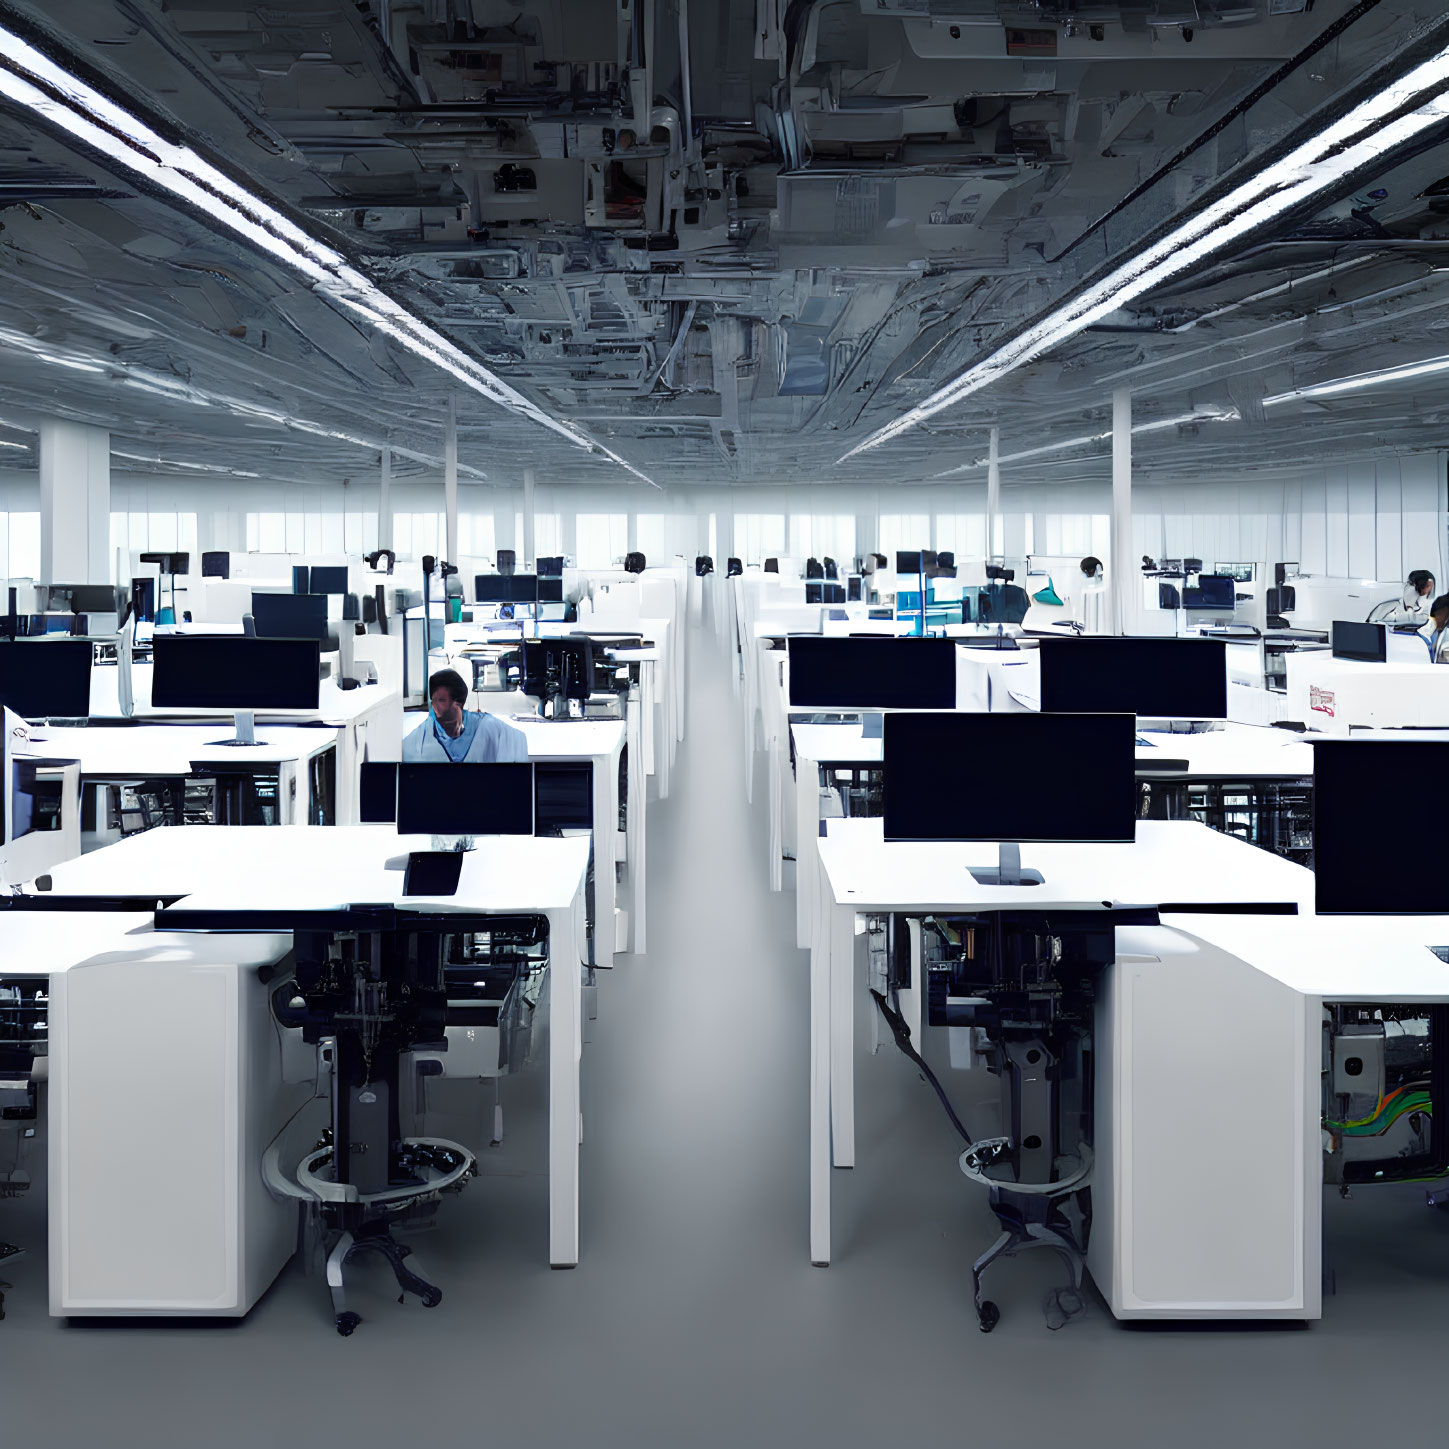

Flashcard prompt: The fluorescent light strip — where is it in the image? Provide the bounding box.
[0,23,656,486]
[1263,354,1449,404]
[934,407,1240,475]
[840,40,1449,461]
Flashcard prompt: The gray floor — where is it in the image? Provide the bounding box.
[6,628,1449,1446]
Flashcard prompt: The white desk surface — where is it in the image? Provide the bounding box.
[0,912,292,977]
[25,723,335,774]
[39,826,590,916]
[818,817,1312,912]
[791,720,1314,779]
[1164,912,1449,999]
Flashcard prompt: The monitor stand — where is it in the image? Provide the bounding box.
[207,710,262,747]
[969,843,1043,888]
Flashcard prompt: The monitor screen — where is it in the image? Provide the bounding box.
[291,565,310,595]
[309,566,349,595]
[150,636,321,710]
[1038,638,1227,719]
[53,584,118,614]
[475,574,539,604]
[538,577,564,603]
[883,712,1137,843]
[359,761,399,823]
[805,580,824,604]
[251,592,329,642]
[896,550,923,575]
[1313,741,1449,913]
[537,556,565,578]
[1332,620,1386,663]
[10,758,38,841]
[847,575,862,602]
[0,640,93,719]
[787,637,956,710]
[396,762,535,836]
[1214,562,1254,583]
[1183,575,1236,610]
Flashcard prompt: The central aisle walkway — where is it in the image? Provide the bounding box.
[9,623,1449,1447]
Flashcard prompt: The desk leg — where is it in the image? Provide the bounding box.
[548,906,582,1267]
[830,903,856,1169]
[809,909,832,1266]
[592,759,617,965]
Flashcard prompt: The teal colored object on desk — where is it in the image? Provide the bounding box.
[1032,578,1063,606]
[157,606,175,625]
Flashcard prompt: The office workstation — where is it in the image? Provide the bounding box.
[12,3,1449,1442]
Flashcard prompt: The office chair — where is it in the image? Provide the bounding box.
[823,557,838,581]
[727,558,742,577]
[764,558,779,574]
[695,556,714,577]
[624,551,647,574]
[496,549,516,576]
[805,557,824,579]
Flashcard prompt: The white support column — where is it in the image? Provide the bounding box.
[1111,387,1133,635]
[522,467,536,566]
[378,445,393,551]
[39,420,109,583]
[986,425,1001,558]
[443,398,459,565]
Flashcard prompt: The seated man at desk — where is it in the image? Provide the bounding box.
[1390,569,1436,624]
[403,668,528,762]
[1425,594,1449,663]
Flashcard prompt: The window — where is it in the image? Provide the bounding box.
[8,512,40,578]
[935,514,987,559]
[733,512,785,565]
[459,512,497,560]
[534,512,562,559]
[1038,514,1109,556]
[877,513,929,562]
[790,512,855,564]
[110,511,197,574]
[248,512,285,553]
[577,512,627,569]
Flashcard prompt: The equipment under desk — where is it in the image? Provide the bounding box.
[23,826,591,1326]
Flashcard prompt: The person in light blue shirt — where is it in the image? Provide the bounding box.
[402,668,529,762]
[1421,595,1449,663]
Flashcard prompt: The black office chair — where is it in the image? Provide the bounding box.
[727,558,743,578]
[695,556,714,577]
[805,557,824,579]
[764,558,779,574]
[497,550,516,577]
[822,557,838,581]
[624,551,647,574]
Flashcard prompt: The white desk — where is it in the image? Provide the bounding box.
[27,723,339,830]
[809,819,1312,1268]
[37,826,592,1300]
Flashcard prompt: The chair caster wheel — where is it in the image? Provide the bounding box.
[977,1301,1000,1333]
[420,1288,442,1309]
[336,1311,361,1336]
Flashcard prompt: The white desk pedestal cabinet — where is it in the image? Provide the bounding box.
[49,936,316,1317]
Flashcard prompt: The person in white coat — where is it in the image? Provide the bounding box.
[1390,569,1436,624]
[402,668,529,763]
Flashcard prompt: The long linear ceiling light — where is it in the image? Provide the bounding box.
[839,34,1449,463]
[934,406,1241,476]
[0,19,656,487]
[1263,354,1449,405]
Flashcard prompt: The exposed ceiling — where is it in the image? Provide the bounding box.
[3,0,1449,492]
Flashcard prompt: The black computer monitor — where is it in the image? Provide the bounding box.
[538,577,564,604]
[823,582,846,605]
[251,592,329,642]
[150,636,320,710]
[359,761,399,823]
[896,550,923,575]
[1312,741,1449,913]
[787,637,956,710]
[537,556,565,578]
[1037,638,1228,720]
[0,639,92,719]
[476,574,539,604]
[202,551,230,579]
[883,712,1137,844]
[50,584,118,614]
[1332,620,1386,663]
[520,638,596,702]
[309,566,349,595]
[396,762,535,836]
[1183,575,1235,610]
[805,580,824,604]
[291,565,310,594]
[847,575,863,602]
